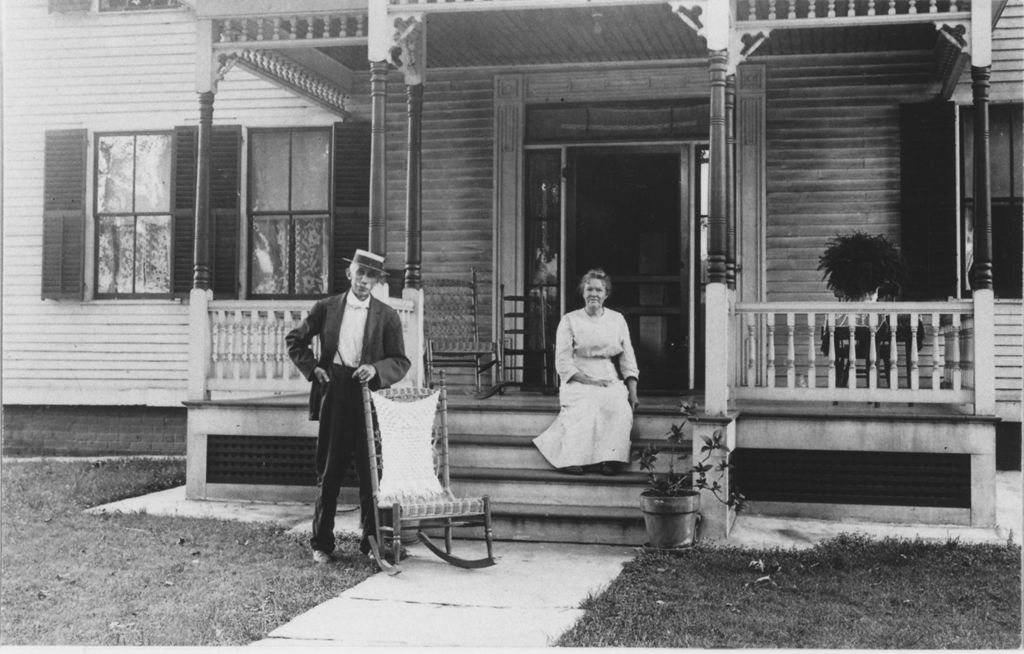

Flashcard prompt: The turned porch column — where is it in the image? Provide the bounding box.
[404,83,424,289]
[193,90,214,291]
[725,73,737,290]
[704,48,731,416]
[969,0,995,416]
[368,60,389,256]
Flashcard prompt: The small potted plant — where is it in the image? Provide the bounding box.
[635,402,742,549]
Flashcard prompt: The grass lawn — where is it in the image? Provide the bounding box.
[0,458,375,646]
[560,534,1022,649]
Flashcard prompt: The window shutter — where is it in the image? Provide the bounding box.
[211,125,241,298]
[332,121,371,293]
[899,102,957,300]
[172,125,240,297]
[41,129,87,300]
[173,125,197,294]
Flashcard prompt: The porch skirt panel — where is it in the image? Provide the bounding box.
[532,381,633,469]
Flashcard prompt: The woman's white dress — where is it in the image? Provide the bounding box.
[532,308,639,468]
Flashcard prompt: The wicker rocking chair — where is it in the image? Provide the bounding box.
[360,374,496,575]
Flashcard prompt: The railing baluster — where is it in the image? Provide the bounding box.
[909,312,920,390]
[746,318,756,387]
[888,311,898,389]
[847,0,857,17]
[929,0,937,12]
[786,313,796,388]
[867,0,877,16]
[748,0,758,20]
[950,313,962,390]
[211,310,223,381]
[888,0,897,14]
[768,0,778,19]
[808,0,817,18]
[909,0,918,14]
[826,313,836,389]
[766,316,776,388]
[868,312,878,389]
[827,0,837,17]
[789,0,798,19]
[806,313,817,388]
[930,315,942,391]
[846,311,857,389]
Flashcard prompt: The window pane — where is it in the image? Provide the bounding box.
[294,215,329,294]
[251,132,291,212]
[252,215,290,294]
[134,135,172,212]
[291,130,330,211]
[135,215,172,293]
[97,216,135,294]
[97,136,135,213]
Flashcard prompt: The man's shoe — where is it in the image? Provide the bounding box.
[558,465,585,475]
[312,549,334,564]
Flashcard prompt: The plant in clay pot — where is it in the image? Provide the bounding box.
[817,231,905,302]
[634,402,742,549]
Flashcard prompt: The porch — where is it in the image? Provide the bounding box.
[176,0,1010,545]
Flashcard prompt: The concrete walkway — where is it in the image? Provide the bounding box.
[84,470,1021,648]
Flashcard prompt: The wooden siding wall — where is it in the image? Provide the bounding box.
[383,70,495,341]
[763,52,937,302]
[995,300,1023,421]
[2,0,349,407]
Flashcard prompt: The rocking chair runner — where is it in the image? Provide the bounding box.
[360,374,496,574]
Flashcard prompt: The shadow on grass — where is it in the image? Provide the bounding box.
[559,533,1022,649]
[0,458,375,646]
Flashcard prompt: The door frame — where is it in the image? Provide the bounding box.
[523,139,704,390]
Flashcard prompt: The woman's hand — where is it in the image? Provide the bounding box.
[569,373,611,387]
[628,390,640,412]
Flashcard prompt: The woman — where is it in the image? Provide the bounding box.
[533,269,639,476]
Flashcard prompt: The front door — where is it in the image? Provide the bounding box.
[565,147,691,391]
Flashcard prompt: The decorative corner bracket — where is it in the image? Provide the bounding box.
[936,20,969,52]
[389,12,426,85]
[669,1,707,37]
[728,29,771,72]
[220,49,350,117]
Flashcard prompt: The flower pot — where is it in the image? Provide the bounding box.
[640,491,701,549]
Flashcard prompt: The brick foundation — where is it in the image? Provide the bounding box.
[1,405,186,456]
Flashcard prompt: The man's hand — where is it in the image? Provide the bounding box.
[352,364,377,384]
[313,367,331,385]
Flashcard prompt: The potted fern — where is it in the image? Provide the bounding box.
[817,231,905,302]
[635,402,742,549]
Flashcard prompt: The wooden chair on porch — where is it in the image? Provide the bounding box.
[360,373,496,575]
[423,268,500,396]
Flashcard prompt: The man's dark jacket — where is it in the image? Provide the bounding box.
[286,293,411,420]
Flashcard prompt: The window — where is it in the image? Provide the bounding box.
[249,128,332,297]
[961,104,1023,298]
[94,132,174,297]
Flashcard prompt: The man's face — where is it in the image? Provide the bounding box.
[347,264,381,300]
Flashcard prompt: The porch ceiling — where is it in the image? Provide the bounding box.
[318,4,941,72]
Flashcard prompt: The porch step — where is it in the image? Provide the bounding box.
[448,433,686,472]
[478,503,646,546]
[450,465,648,509]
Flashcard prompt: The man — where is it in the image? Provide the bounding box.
[286,249,411,563]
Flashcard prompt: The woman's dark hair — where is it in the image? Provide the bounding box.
[578,268,612,297]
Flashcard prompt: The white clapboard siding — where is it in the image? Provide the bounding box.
[383,69,496,343]
[2,0,352,407]
[764,52,936,302]
[994,299,1024,421]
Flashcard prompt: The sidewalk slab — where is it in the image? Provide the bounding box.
[258,540,633,648]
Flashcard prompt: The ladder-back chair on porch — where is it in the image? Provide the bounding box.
[423,268,500,395]
[360,373,496,575]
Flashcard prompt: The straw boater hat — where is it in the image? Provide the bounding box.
[344,248,387,276]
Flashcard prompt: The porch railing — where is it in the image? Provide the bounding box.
[732,300,976,405]
[188,291,423,400]
[737,0,969,22]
